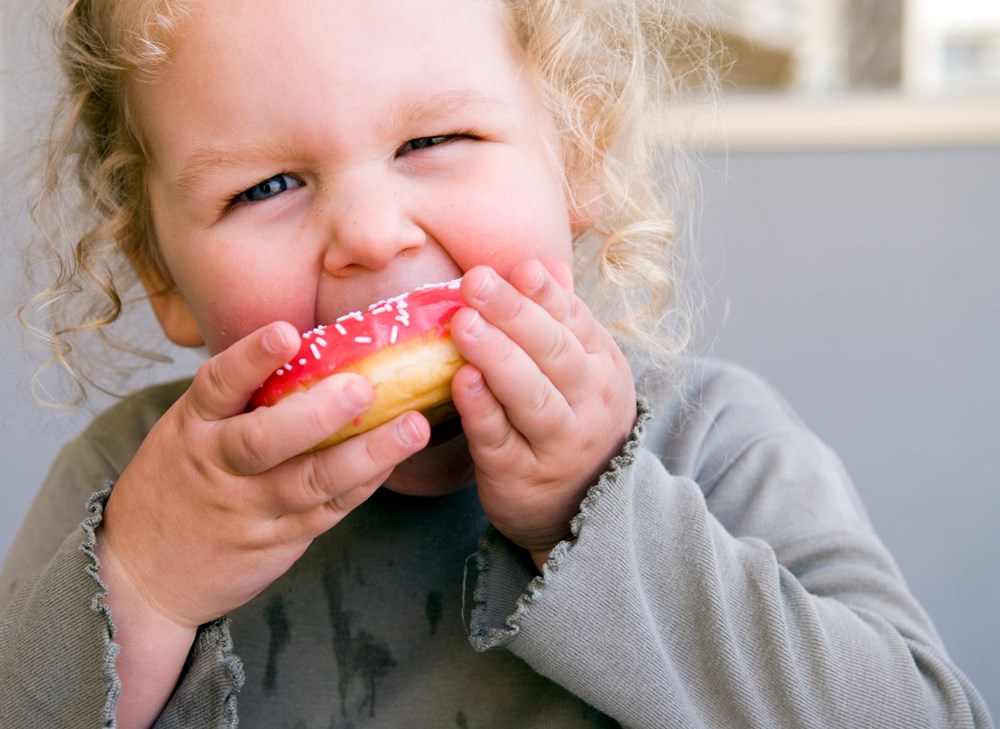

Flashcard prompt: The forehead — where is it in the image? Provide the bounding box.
[129,0,525,168]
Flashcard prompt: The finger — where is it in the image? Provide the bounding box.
[452,364,521,460]
[541,258,574,293]
[460,266,591,398]
[451,305,571,440]
[188,322,302,421]
[261,410,430,518]
[510,260,609,359]
[218,373,374,475]
[508,259,574,323]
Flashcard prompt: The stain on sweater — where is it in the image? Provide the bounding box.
[263,594,290,692]
[323,563,396,719]
[426,590,443,636]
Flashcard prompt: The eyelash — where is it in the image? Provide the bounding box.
[225,172,300,210]
[396,131,478,156]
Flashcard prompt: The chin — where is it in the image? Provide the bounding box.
[381,422,475,497]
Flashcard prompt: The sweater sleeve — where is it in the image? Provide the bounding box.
[0,488,119,726]
[468,362,994,729]
[0,483,244,728]
[0,380,243,728]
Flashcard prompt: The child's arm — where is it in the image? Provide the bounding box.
[463,352,995,726]
[3,321,431,729]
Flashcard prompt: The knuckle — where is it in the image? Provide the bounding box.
[485,424,518,456]
[204,356,231,396]
[531,381,555,414]
[235,421,273,472]
[544,326,575,363]
[301,457,335,504]
[497,288,528,323]
[567,297,584,328]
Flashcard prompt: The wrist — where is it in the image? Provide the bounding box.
[96,535,197,728]
[528,536,575,574]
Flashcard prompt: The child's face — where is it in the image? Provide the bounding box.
[132,0,578,493]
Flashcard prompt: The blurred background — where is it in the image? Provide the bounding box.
[686,0,1000,716]
[2,0,998,717]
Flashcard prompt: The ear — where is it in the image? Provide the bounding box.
[147,290,205,348]
[134,264,205,348]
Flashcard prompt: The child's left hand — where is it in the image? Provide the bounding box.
[451,261,637,570]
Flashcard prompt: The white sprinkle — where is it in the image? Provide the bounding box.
[298,358,308,366]
[395,310,411,327]
[336,311,364,323]
[334,323,347,336]
[370,304,392,316]
[389,325,399,344]
[310,343,322,360]
[315,336,327,347]
[303,331,312,339]
[417,280,455,291]
[275,369,285,376]
[354,336,373,344]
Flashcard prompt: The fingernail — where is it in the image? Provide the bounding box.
[461,310,484,337]
[398,413,423,446]
[525,260,545,292]
[472,269,499,302]
[340,380,370,411]
[466,371,486,395]
[263,324,292,353]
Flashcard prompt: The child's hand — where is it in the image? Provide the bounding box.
[451,261,637,569]
[99,321,431,630]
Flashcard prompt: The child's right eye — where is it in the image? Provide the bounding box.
[232,173,301,204]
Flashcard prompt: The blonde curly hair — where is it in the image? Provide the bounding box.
[19,0,720,404]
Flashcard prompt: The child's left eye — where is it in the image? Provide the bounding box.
[398,135,456,154]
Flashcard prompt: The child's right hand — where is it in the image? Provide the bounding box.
[99,321,431,631]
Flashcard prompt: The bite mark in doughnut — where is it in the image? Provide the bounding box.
[250,279,465,450]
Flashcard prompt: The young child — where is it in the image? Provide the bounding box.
[1,0,993,727]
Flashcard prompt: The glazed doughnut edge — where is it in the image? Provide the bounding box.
[250,280,465,450]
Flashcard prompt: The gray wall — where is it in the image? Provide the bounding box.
[695,145,1000,715]
[3,2,997,718]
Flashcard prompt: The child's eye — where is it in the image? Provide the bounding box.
[233,173,301,204]
[397,135,457,154]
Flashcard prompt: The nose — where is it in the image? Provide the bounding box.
[320,171,426,275]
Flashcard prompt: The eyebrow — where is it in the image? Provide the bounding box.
[174,89,507,192]
[379,89,508,138]
[175,139,299,194]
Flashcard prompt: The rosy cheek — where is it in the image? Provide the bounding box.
[200,298,313,355]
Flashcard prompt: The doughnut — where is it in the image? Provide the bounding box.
[250,279,465,449]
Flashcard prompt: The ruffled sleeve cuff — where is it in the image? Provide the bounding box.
[85,489,246,729]
[153,616,244,729]
[0,487,244,728]
[467,400,652,652]
[1,486,120,725]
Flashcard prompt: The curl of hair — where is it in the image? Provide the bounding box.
[19,0,190,405]
[503,0,721,372]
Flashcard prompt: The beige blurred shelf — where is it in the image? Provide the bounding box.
[677,92,1000,150]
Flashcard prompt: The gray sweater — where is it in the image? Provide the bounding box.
[1,360,993,728]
